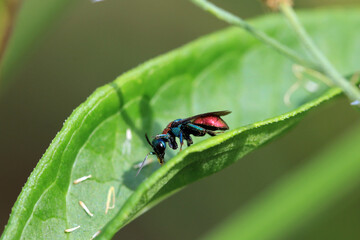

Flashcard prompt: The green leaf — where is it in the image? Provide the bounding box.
[2,7,360,240]
[202,124,360,240]
[0,0,74,86]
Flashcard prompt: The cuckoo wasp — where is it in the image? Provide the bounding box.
[136,110,231,175]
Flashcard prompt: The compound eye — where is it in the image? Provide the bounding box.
[159,141,165,150]
[153,139,166,154]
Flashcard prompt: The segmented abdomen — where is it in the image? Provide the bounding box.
[192,116,229,130]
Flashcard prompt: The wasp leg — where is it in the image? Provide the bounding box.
[182,131,193,146]
[167,132,178,150]
[183,123,214,137]
[179,131,184,151]
[206,130,217,136]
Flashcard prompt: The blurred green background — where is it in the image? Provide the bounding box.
[0,0,359,239]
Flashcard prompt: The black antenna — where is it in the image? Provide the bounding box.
[145,133,152,147]
[136,152,154,176]
[135,134,155,176]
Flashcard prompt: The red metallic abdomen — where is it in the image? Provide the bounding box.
[193,116,229,130]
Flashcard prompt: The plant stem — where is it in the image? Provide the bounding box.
[279,3,360,102]
[190,0,318,70]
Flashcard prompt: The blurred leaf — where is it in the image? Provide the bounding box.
[1,8,360,240]
[0,0,74,87]
[202,123,360,240]
[0,0,20,66]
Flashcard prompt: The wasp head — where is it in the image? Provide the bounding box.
[145,134,166,164]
